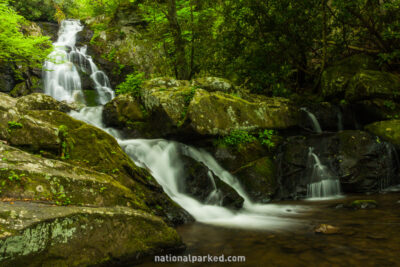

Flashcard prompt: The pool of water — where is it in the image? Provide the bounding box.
[139,192,400,266]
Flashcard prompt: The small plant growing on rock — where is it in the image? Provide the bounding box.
[7,121,23,131]
[58,125,74,160]
[259,129,276,149]
[116,71,145,97]
[222,130,257,146]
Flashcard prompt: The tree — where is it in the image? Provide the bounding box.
[0,0,52,75]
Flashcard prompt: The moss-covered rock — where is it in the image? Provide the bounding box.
[0,202,183,266]
[0,143,143,208]
[346,70,400,101]
[10,77,42,97]
[16,93,73,112]
[321,54,378,99]
[103,93,145,128]
[191,77,235,93]
[188,89,299,135]
[364,120,400,146]
[0,93,192,225]
[182,156,244,209]
[233,157,277,203]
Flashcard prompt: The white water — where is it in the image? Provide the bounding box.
[306,148,342,200]
[44,20,306,230]
[44,20,114,105]
[300,107,322,133]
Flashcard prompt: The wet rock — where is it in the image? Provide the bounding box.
[0,93,192,225]
[346,70,400,102]
[365,120,400,146]
[188,89,299,135]
[276,130,400,199]
[349,200,377,209]
[16,93,73,112]
[0,64,16,93]
[10,77,42,97]
[233,157,277,203]
[314,224,340,235]
[36,21,59,42]
[103,93,146,128]
[182,156,244,209]
[0,202,183,266]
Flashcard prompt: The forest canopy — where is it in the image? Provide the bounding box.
[5,0,400,96]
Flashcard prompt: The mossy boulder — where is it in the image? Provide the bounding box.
[187,89,299,135]
[10,77,42,97]
[0,93,192,225]
[365,120,400,146]
[191,77,236,93]
[346,70,400,101]
[103,93,145,128]
[0,202,183,266]
[352,99,400,125]
[321,54,378,99]
[0,143,144,208]
[233,157,277,203]
[15,93,73,112]
[182,156,244,209]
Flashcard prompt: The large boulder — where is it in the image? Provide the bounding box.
[321,54,378,99]
[0,143,139,207]
[0,93,192,225]
[0,202,183,266]
[187,89,299,135]
[233,157,277,203]
[346,70,400,101]
[10,77,42,97]
[182,156,244,209]
[276,130,400,199]
[15,93,72,112]
[365,120,400,146]
[0,65,16,93]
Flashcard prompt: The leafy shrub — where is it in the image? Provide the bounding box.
[116,71,146,97]
[222,130,257,146]
[259,129,276,149]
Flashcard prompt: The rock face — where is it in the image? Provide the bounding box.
[0,65,16,93]
[0,93,191,225]
[0,93,192,266]
[102,77,300,138]
[211,141,277,203]
[0,202,183,267]
[182,156,244,209]
[365,120,400,146]
[277,130,400,199]
[321,54,379,99]
[346,70,400,101]
[188,90,299,135]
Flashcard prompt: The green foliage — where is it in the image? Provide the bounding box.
[58,125,74,160]
[0,0,53,73]
[384,100,396,111]
[10,0,56,22]
[116,71,145,97]
[259,130,276,149]
[222,130,257,147]
[8,121,23,129]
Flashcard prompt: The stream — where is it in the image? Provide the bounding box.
[43,20,400,265]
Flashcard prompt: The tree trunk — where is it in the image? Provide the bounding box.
[167,0,190,80]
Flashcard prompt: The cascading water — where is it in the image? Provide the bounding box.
[43,20,114,105]
[300,107,322,133]
[44,20,306,230]
[306,147,341,199]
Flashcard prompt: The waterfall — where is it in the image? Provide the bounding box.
[43,20,304,230]
[306,148,341,199]
[381,142,400,191]
[337,108,344,131]
[43,20,114,105]
[300,107,322,133]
